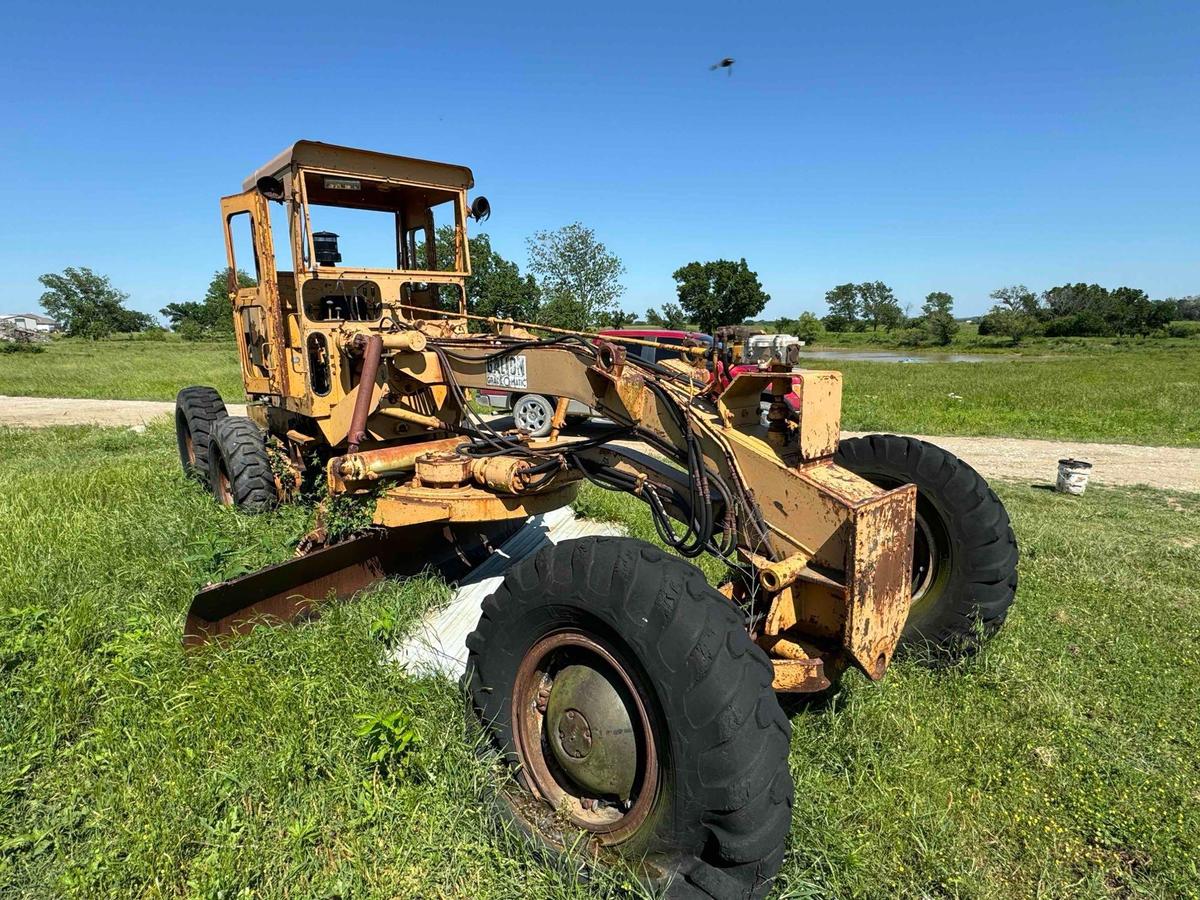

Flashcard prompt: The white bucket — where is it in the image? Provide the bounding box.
[1056,458,1093,495]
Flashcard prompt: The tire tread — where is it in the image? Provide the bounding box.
[208,416,278,513]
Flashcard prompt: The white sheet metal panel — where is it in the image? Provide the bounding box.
[391,508,625,678]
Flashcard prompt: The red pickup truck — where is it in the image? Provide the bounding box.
[475,328,713,436]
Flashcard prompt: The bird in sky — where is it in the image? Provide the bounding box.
[710,57,735,76]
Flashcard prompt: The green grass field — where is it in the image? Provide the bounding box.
[836,349,1199,446]
[2,424,1198,898]
[803,322,1200,356]
[0,337,245,402]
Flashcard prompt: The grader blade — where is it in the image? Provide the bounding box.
[183,521,517,647]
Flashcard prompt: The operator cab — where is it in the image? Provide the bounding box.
[221,141,486,401]
[228,141,484,331]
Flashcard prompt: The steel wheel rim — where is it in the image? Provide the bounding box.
[216,458,233,505]
[515,398,549,433]
[177,410,197,468]
[511,630,659,844]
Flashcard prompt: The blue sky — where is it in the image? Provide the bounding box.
[3,0,1197,320]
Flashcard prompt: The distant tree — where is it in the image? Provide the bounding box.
[178,320,208,342]
[978,284,1044,343]
[921,291,959,345]
[39,267,153,338]
[645,303,690,330]
[672,258,769,334]
[1174,295,1200,321]
[1108,287,1175,335]
[433,227,540,322]
[1042,283,1106,318]
[527,223,625,330]
[990,284,1043,319]
[159,300,209,331]
[822,283,860,332]
[772,317,796,334]
[774,313,823,343]
[979,308,1039,345]
[1038,283,1175,336]
[604,309,639,329]
[793,312,824,343]
[857,281,904,331]
[161,268,255,334]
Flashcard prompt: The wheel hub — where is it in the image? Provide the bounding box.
[516,401,547,431]
[511,631,658,841]
[556,708,593,759]
[546,664,637,800]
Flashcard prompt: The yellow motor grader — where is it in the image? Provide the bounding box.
[176,141,1018,900]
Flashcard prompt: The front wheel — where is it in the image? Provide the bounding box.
[467,537,793,900]
[835,434,1018,661]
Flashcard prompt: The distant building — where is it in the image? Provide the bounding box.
[0,313,58,334]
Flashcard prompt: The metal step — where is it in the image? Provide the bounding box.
[390,507,625,678]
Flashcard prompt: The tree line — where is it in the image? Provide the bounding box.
[817,280,1193,345]
[978,284,1185,342]
[34,239,1195,344]
[819,282,959,345]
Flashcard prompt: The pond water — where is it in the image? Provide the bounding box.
[796,349,1000,364]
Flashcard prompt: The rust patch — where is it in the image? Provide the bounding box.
[843,484,916,678]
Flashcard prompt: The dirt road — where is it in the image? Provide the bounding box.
[2,395,1197,493]
[0,395,247,428]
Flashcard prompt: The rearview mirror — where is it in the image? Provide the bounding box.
[469,196,491,221]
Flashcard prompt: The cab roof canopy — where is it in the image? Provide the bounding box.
[243,140,474,192]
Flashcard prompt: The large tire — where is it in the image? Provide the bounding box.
[511,393,556,438]
[207,416,278,513]
[835,434,1018,661]
[175,386,227,486]
[467,537,793,900]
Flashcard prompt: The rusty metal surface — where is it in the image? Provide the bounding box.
[329,436,462,490]
[468,456,534,494]
[373,478,579,528]
[755,550,814,592]
[844,484,917,678]
[415,451,473,487]
[511,631,658,844]
[242,140,475,192]
[769,658,832,693]
[346,334,383,452]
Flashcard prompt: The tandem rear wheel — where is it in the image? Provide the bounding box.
[467,537,794,900]
[207,416,279,513]
[175,386,227,486]
[175,387,280,514]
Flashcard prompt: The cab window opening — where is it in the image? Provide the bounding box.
[300,171,465,273]
[226,212,260,282]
